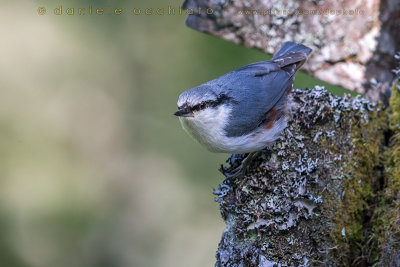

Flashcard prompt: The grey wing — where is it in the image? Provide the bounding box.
[222,62,294,137]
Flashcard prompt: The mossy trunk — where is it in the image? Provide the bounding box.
[214,82,400,266]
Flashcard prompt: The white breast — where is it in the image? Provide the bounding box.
[179,105,288,154]
[179,105,230,152]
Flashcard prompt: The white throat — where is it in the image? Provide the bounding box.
[179,105,231,152]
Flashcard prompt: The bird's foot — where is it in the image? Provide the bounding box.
[222,151,261,179]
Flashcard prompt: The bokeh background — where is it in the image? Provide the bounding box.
[0,0,351,266]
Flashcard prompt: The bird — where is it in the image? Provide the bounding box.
[174,42,312,177]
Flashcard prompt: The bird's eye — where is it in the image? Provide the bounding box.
[192,102,210,112]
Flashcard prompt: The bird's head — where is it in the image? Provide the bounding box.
[174,86,232,118]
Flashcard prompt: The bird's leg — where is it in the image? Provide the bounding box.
[225,151,261,179]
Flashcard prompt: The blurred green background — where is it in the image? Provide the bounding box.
[0,1,351,266]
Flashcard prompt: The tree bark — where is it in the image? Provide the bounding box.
[181,0,400,265]
[183,0,400,104]
[215,86,398,266]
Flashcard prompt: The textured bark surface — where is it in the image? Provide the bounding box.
[183,0,400,103]
[216,87,388,266]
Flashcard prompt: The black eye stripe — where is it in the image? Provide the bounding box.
[191,94,233,112]
[192,102,209,111]
[178,94,233,113]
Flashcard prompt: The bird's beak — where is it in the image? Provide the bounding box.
[174,107,192,117]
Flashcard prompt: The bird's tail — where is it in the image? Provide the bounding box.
[273,42,312,59]
[272,42,312,71]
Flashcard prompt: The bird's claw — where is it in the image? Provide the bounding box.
[225,166,245,179]
[222,151,261,179]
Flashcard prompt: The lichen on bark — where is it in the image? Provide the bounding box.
[215,85,396,266]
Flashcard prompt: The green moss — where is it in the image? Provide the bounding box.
[372,79,400,264]
[386,81,400,194]
[389,80,400,132]
[331,107,387,265]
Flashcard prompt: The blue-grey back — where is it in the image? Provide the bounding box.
[204,61,293,137]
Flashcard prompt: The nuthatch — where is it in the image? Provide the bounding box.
[174,42,312,177]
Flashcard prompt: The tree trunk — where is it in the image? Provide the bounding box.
[216,85,400,266]
[181,0,400,265]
